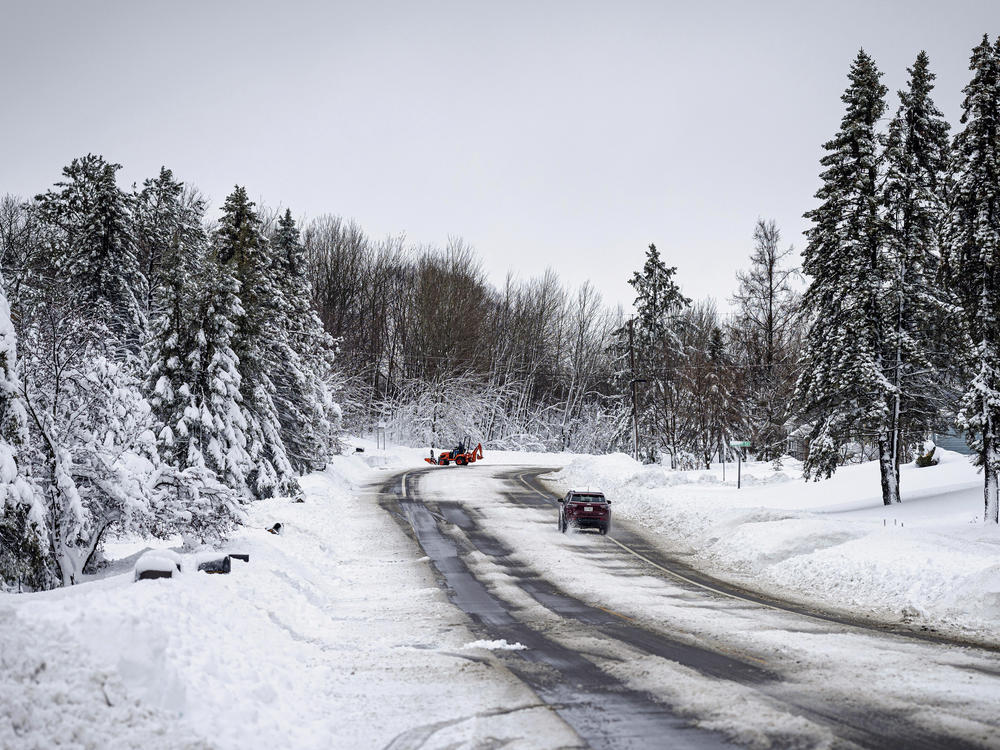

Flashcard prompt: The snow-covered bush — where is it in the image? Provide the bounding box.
[19,311,158,584]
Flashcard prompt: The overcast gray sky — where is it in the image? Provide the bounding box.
[2,0,998,311]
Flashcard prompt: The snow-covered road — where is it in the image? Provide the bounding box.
[398,463,1000,749]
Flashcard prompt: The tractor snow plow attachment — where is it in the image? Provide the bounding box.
[425,443,484,466]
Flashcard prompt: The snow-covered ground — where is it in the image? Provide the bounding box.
[553,448,1000,642]
[5,438,1000,749]
[0,442,577,750]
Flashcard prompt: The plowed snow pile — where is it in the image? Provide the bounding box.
[554,449,1000,640]
[1,449,575,750]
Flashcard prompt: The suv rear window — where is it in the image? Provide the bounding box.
[571,493,606,503]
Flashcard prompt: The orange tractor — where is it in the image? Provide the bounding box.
[425,442,484,466]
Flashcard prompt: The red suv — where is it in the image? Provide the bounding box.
[558,491,611,534]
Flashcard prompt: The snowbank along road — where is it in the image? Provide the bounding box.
[381,463,1000,749]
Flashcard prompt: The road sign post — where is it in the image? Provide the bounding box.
[729,441,751,488]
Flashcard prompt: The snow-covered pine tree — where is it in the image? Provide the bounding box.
[0,273,48,591]
[795,51,895,500]
[213,187,296,498]
[683,305,738,469]
[946,36,1000,523]
[185,251,253,497]
[269,209,339,472]
[141,172,242,541]
[136,167,193,318]
[144,172,206,467]
[628,243,690,466]
[34,155,146,353]
[882,51,955,492]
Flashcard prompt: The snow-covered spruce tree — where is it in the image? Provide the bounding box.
[213,187,296,498]
[730,220,801,463]
[135,167,199,318]
[882,51,955,491]
[268,209,340,472]
[142,172,242,542]
[184,249,253,498]
[626,243,690,466]
[33,154,146,353]
[144,171,207,469]
[795,51,896,501]
[0,273,48,591]
[682,302,739,469]
[946,36,1000,523]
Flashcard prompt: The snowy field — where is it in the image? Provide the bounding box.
[0,442,577,750]
[553,448,1000,643]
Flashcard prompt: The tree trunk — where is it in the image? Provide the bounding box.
[985,411,999,523]
[890,256,905,503]
[878,434,899,506]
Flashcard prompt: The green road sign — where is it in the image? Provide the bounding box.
[729,440,751,448]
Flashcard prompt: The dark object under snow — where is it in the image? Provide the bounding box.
[267,522,283,535]
[230,553,250,563]
[355,447,365,453]
[197,555,232,574]
[426,443,484,466]
[134,551,182,582]
[915,446,939,467]
[135,568,173,582]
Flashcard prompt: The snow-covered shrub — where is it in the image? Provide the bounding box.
[22,350,158,584]
[148,464,244,549]
[17,293,161,584]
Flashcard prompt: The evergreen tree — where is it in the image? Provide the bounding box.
[684,307,738,469]
[141,173,242,538]
[213,188,295,497]
[882,51,954,493]
[626,243,690,465]
[34,155,146,351]
[135,167,197,318]
[269,209,339,472]
[144,172,206,468]
[186,255,253,496]
[947,35,1000,523]
[796,51,894,499]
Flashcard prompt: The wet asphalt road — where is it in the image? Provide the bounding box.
[377,465,1000,750]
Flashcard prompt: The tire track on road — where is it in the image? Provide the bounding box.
[379,468,738,750]
[516,467,1000,654]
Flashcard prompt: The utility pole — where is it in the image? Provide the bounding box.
[629,318,639,462]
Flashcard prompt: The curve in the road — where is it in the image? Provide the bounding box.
[380,465,995,750]
[380,469,739,750]
[513,467,1000,655]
